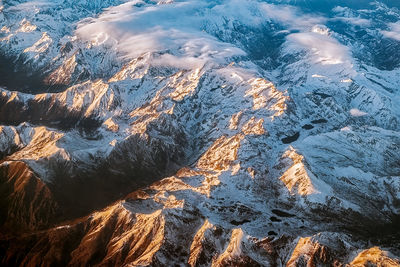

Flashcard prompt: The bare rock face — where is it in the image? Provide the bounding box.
[0,161,58,235]
[1,0,400,266]
[1,185,399,266]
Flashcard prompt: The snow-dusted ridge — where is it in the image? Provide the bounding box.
[0,0,400,266]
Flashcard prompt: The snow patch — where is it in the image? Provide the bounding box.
[311,25,330,36]
[349,108,367,117]
[312,74,326,78]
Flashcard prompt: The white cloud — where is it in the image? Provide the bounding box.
[382,22,400,41]
[286,32,351,65]
[259,3,326,30]
[332,6,371,27]
[332,6,348,13]
[74,0,333,70]
[7,1,55,11]
[332,17,371,27]
[73,0,358,73]
[259,3,353,66]
[75,0,253,69]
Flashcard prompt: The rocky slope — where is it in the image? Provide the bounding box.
[0,0,400,266]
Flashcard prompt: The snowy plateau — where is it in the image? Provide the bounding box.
[0,0,400,266]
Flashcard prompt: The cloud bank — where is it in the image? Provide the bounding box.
[73,0,360,71]
[76,0,250,69]
[74,0,336,68]
[382,22,400,41]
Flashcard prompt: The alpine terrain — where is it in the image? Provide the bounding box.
[0,0,400,266]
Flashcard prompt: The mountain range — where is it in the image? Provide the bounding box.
[0,0,400,266]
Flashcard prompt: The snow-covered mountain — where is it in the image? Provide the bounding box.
[0,0,400,266]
